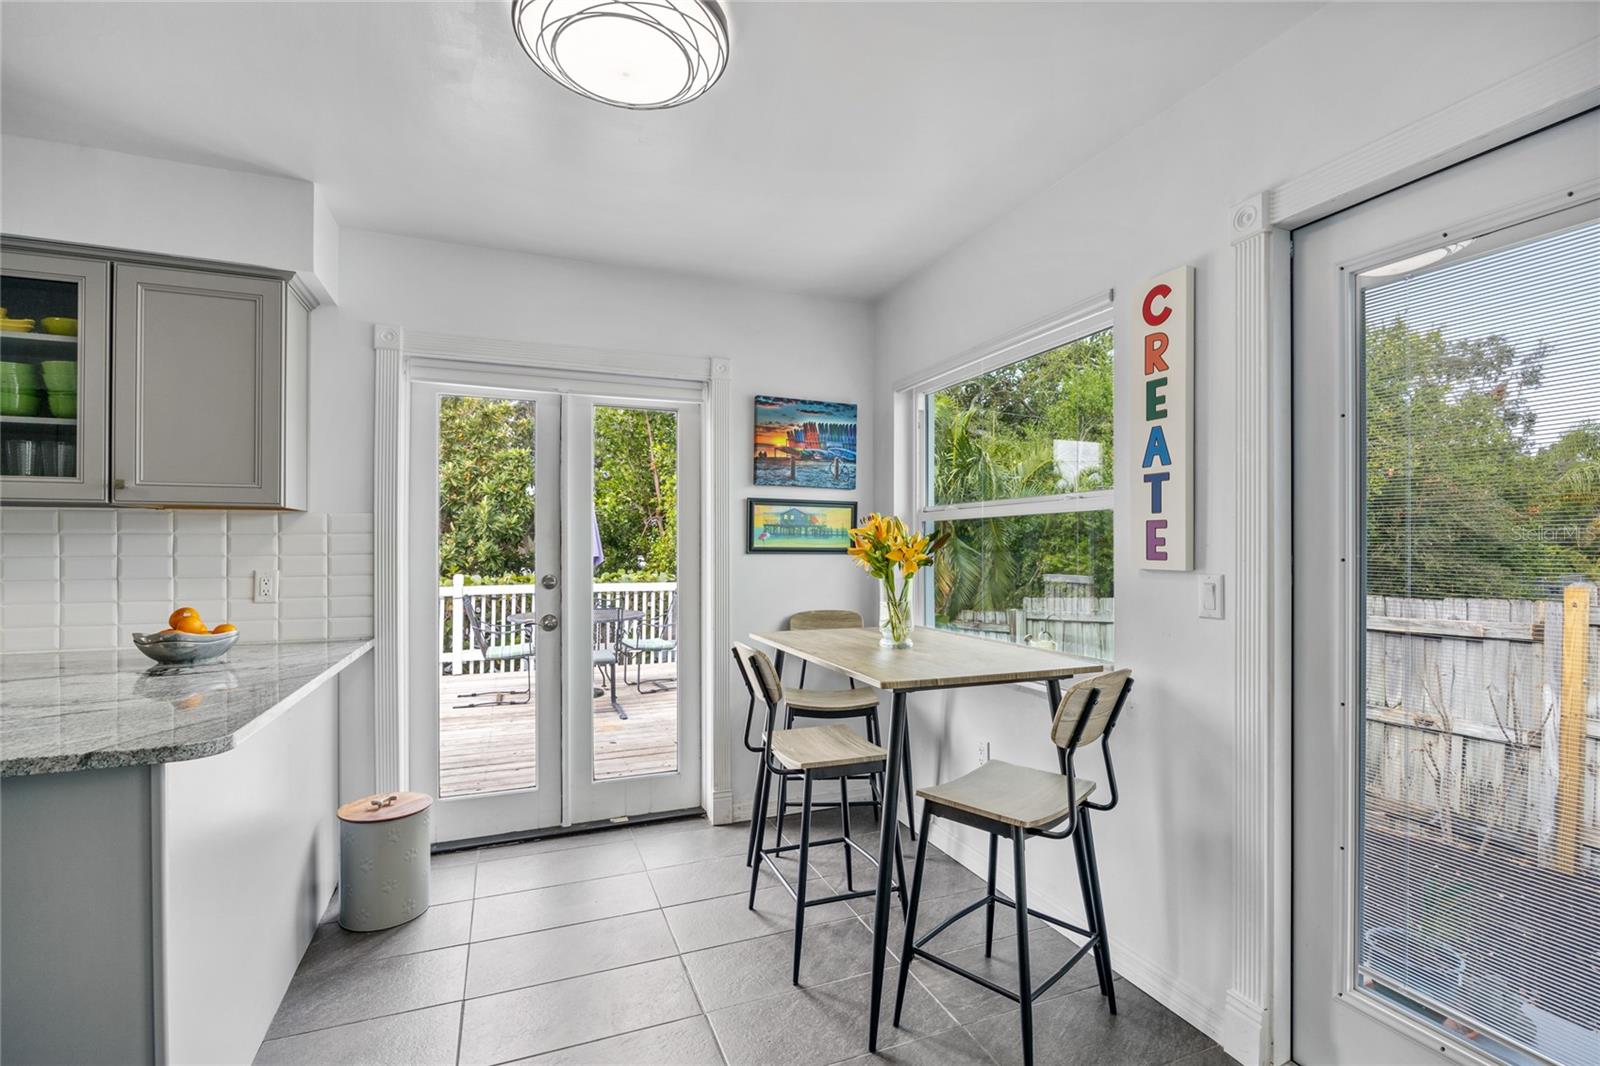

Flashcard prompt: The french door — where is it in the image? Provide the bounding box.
[1292,112,1599,1065]
[407,369,703,843]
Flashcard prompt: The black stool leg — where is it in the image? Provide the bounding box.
[1071,823,1110,1002]
[1081,810,1116,1014]
[793,774,815,985]
[984,833,999,957]
[773,708,795,847]
[839,776,855,891]
[893,803,934,1027]
[747,750,770,868]
[866,715,884,823]
[902,740,917,841]
[1012,827,1034,1066]
[748,770,771,909]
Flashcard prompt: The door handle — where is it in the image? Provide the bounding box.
[539,614,559,632]
[540,574,558,590]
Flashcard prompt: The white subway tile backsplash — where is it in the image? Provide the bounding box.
[175,555,227,579]
[0,509,374,650]
[329,554,374,576]
[278,618,328,641]
[331,596,374,619]
[60,510,117,532]
[279,555,327,577]
[61,602,117,626]
[60,625,119,650]
[226,555,277,578]
[119,533,174,557]
[328,574,374,597]
[0,510,59,534]
[227,533,279,556]
[175,578,228,602]
[280,598,328,619]
[119,556,175,580]
[60,579,117,604]
[2,580,60,605]
[329,532,372,555]
[62,555,118,580]
[3,628,58,652]
[3,554,59,581]
[117,510,174,534]
[227,512,278,534]
[3,603,59,628]
[2,533,58,556]
[280,575,327,600]
[61,533,117,556]
[279,533,327,556]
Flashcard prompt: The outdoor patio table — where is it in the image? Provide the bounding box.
[508,608,647,715]
[749,626,1103,1052]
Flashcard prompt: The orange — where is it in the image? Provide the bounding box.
[211,623,237,634]
[169,607,209,634]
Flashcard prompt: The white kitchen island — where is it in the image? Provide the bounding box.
[0,638,374,1065]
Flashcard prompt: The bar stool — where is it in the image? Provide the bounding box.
[776,610,918,842]
[892,669,1133,1066]
[735,642,907,984]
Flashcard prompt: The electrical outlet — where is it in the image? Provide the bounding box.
[253,569,278,604]
[977,741,990,766]
[1198,573,1224,619]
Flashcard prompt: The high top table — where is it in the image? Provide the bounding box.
[749,625,1103,1051]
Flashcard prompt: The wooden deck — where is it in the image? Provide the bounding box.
[437,663,679,797]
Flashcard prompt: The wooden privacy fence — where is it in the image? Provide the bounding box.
[439,578,678,675]
[1364,585,1600,874]
[944,574,1114,662]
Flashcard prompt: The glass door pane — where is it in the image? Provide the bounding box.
[590,404,681,781]
[0,254,105,499]
[1356,217,1600,1065]
[435,394,541,798]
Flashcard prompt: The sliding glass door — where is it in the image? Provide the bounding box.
[1292,113,1599,1065]
[408,372,703,842]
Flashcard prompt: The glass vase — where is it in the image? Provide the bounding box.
[879,578,913,649]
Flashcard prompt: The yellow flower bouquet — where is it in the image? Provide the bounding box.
[847,514,949,648]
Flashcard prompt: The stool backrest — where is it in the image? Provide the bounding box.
[732,641,783,706]
[788,609,863,631]
[1051,669,1133,750]
[460,595,491,655]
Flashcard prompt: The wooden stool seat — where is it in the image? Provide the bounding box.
[770,724,887,772]
[784,687,880,714]
[917,760,1096,830]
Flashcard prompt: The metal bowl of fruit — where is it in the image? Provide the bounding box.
[132,608,239,667]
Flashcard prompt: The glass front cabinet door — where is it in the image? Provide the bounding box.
[0,249,110,503]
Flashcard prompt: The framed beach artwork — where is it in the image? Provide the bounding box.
[753,395,857,489]
[746,498,858,554]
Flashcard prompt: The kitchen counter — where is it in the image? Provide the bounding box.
[0,638,373,777]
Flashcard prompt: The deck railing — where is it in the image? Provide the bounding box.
[439,577,678,675]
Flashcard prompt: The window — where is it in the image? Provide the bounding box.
[914,306,1114,662]
[1356,216,1600,1065]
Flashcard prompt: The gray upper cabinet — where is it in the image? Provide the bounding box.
[0,250,112,503]
[110,263,308,509]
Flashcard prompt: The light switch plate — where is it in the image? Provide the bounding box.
[1198,573,1224,619]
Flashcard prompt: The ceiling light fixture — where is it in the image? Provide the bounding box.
[512,0,730,110]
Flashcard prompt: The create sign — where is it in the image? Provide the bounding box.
[1135,266,1193,571]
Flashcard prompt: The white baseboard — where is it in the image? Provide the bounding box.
[709,787,734,826]
[1220,989,1270,1066]
[925,819,1234,1058]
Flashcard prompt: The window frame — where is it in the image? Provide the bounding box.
[905,296,1116,633]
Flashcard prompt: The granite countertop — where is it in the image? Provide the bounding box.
[0,639,374,777]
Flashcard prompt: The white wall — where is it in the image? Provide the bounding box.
[873,0,1599,1041]
[314,229,877,810]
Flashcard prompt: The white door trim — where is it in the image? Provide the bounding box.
[1223,42,1600,1066]
[371,326,734,827]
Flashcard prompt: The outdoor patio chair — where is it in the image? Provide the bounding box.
[455,595,535,708]
[619,596,677,694]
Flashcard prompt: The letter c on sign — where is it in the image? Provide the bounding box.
[1142,284,1172,327]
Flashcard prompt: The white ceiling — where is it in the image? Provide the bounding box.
[0,2,1315,297]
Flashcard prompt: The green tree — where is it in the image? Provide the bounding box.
[437,396,536,580]
[592,407,678,582]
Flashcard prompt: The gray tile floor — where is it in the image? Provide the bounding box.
[256,815,1224,1065]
